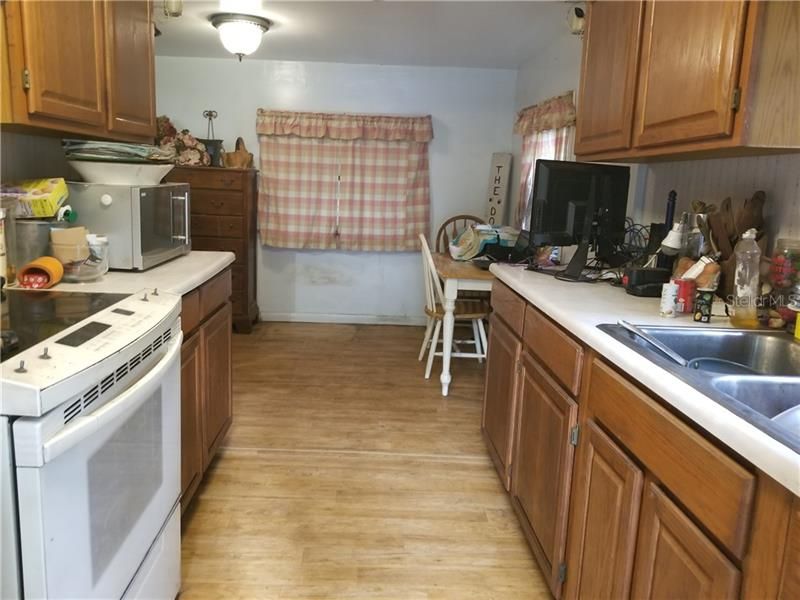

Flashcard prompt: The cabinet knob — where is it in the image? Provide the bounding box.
[100,194,113,207]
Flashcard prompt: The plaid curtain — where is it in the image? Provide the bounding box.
[515,126,576,228]
[257,111,432,251]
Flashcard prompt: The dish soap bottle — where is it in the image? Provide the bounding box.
[731,228,761,328]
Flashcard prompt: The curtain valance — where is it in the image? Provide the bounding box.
[256,110,434,142]
[514,91,576,135]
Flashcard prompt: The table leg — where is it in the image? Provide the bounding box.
[440,279,458,396]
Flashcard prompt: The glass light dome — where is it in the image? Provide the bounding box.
[210,14,271,61]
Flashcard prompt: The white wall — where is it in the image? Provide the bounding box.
[155,56,516,324]
[640,154,800,245]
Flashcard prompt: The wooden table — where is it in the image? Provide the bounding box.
[431,253,495,396]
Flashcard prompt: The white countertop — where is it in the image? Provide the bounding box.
[490,263,800,496]
[50,251,235,295]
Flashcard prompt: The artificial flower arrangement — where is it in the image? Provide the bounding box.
[156,115,211,166]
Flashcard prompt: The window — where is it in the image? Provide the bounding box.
[514,92,577,228]
[256,110,433,252]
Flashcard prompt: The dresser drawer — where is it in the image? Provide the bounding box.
[587,359,755,559]
[491,281,526,334]
[170,168,242,191]
[191,215,244,238]
[191,190,244,216]
[522,305,583,396]
[192,238,246,265]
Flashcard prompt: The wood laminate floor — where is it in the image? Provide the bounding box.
[180,322,548,599]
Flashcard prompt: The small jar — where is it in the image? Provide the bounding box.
[770,238,800,290]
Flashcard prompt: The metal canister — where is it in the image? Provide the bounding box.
[675,278,697,314]
[660,282,679,317]
[693,288,715,323]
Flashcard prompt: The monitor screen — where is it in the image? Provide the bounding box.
[528,160,630,260]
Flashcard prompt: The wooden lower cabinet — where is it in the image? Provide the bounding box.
[180,330,204,509]
[631,481,741,599]
[180,270,233,511]
[200,301,233,469]
[564,420,643,600]
[481,314,521,490]
[511,351,578,598]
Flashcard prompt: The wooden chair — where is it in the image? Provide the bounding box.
[418,234,490,379]
[435,214,486,253]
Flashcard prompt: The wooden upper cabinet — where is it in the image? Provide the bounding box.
[633,0,748,148]
[104,0,156,137]
[511,352,578,598]
[564,420,643,600]
[481,313,522,490]
[574,1,644,155]
[18,0,106,128]
[631,481,741,599]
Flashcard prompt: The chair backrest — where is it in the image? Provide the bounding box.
[419,234,444,311]
[435,214,486,253]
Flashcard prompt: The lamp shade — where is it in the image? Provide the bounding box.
[210,13,271,60]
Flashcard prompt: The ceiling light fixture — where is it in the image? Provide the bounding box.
[209,13,272,62]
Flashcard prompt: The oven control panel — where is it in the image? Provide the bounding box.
[1,289,181,417]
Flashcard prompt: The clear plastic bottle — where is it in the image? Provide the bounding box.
[731,228,761,328]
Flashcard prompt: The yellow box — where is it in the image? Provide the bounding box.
[1,178,69,218]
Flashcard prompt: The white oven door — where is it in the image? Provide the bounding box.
[14,333,182,600]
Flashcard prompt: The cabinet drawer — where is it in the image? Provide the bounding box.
[192,237,247,265]
[200,269,232,318]
[587,359,755,559]
[191,215,244,238]
[491,281,526,334]
[170,169,242,191]
[191,190,244,216]
[522,305,583,396]
[181,289,201,335]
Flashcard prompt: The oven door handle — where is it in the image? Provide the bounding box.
[42,332,183,464]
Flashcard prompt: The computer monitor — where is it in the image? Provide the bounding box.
[527,160,630,274]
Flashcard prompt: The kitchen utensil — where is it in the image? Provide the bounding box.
[708,211,734,259]
[618,320,688,366]
[735,190,766,237]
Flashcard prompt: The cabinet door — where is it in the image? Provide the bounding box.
[564,420,643,600]
[631,481,740,599]
[104,0,155,137]
[202,301,233,468]
[180,330,204,510]
[575,0,644,155]
[18,0,105,127]
[633,0,748,148]
[511,352,578,598]
[481,314,522,490]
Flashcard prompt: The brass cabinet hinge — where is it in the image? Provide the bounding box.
[22,67,30,91]
[569,425,580,447]
[558,562,567,583]
[731,87,741,111]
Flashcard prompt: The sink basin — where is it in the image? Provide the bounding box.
[622,326,800,376]
[597,323,800,451]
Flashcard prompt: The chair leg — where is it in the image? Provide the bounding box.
[472,319,483,363]
[418,317,434,361]
[477,318,488,359]
[425,321,442,379]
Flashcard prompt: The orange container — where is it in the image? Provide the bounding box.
[18,256,64,289]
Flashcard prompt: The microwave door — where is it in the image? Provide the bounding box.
[138,188,175,269]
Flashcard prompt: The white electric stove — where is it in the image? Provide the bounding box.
[1,287,182,600]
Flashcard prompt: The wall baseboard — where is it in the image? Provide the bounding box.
[258,312,428,326]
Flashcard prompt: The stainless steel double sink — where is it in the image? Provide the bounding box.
[598,323,800,450]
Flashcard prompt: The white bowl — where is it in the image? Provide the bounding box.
[68,161,175,185]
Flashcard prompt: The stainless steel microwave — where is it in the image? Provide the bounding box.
[67,182,191,271]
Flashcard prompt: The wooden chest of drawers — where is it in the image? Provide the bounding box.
[167,166,259,333]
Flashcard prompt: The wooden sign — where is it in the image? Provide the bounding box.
[485,152,512,225]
